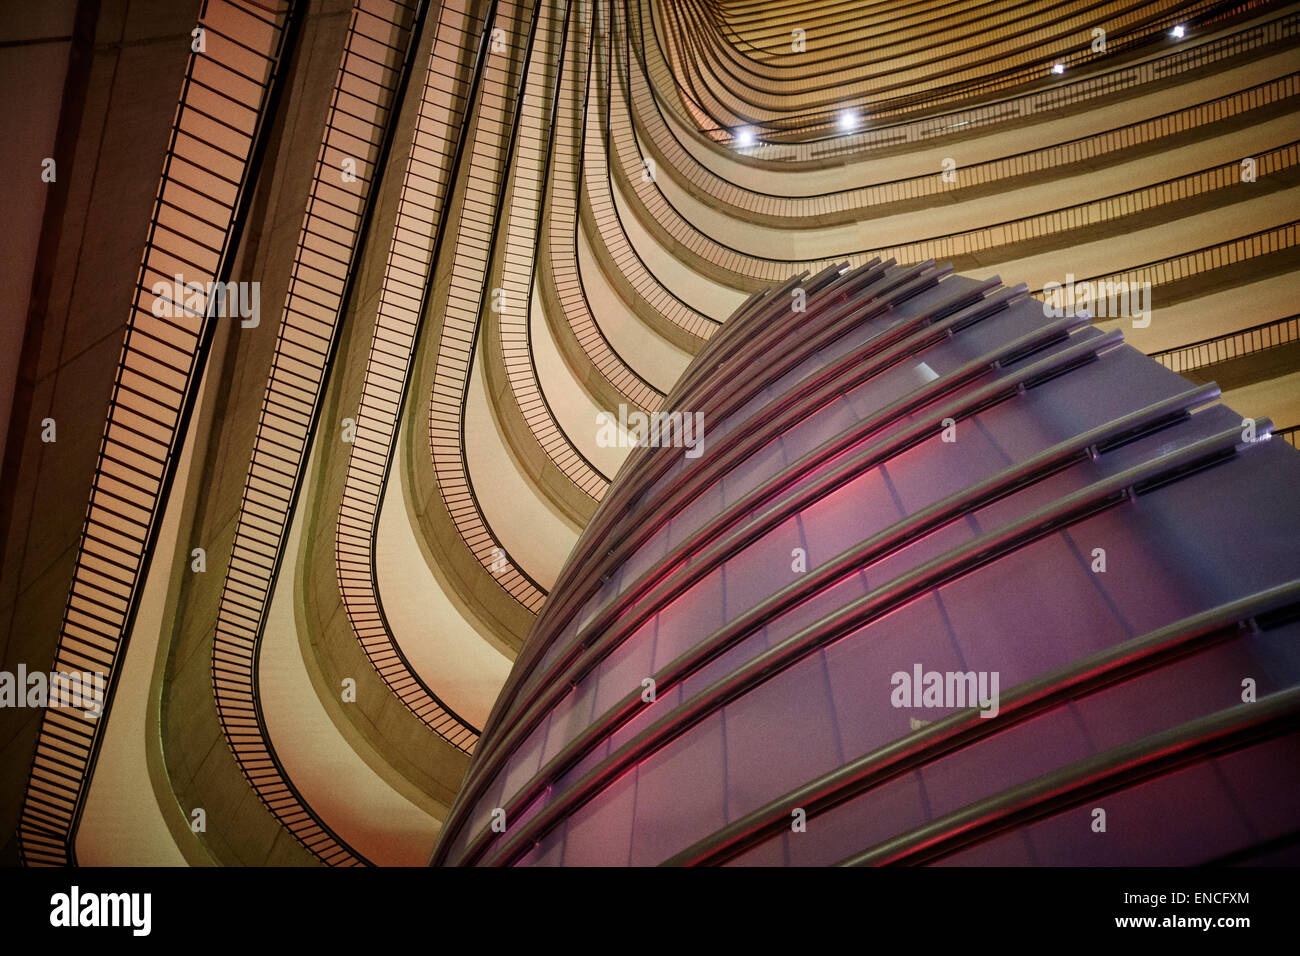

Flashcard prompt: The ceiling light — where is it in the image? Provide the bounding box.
[1051,63,1065,75]
[838,110,858,132]
[735,127,754,148]
[1171,25,1186,39]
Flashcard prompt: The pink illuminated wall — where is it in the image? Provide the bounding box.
[434,263,1300,867]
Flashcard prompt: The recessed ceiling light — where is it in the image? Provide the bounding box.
[839,110,858,132]
[1051,63,1065,75]
[735,127,754,148]
[1171,25,1186,39]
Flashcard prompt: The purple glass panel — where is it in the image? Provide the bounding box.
[940,762,1255,867]
[719,435,788,507]
[652,566,725,667]
[1214,731,1300,845]
[553,735,611,795]
[723,650,842,822]
[795,466,902,568]
[590,615,657,717]
[607,681,683,754]
[561,769,638,866]
[665,480,725,551]
[824,594,970,759]
[497,710,551,807]
[539,674,599,768]
[629,711,726,865]
[785,772,930,867]
[721,514,804,622]
[764,573,868,645]
[919,708,1092,821]
[678,627,769,700]
[779,395,861,463]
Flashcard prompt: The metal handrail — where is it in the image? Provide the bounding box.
[1153,314,1300,372]
[473,11,1300,749]
[639,2,1300,159]
[475,423,1257,865]
[462,300,1100,803]
[474,261,938,740]
[424,0,551,614]
[335,0,502,756]
[443,267,1024,853]
[441,322,1174,864]
[210,0,426,865]
[657,0,1271,138]
[841,689,1300,865]
[17,0,301,867]
[712,0,1114,62]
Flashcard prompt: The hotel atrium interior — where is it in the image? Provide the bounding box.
[2,0,1299,867]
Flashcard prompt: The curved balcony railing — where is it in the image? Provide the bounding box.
[661,0,1204,122]
[1030,218,1299,298]
[617,0,1300,285]
[658,0,1274,138]
[713,0,1093,62]
[631,44,1300,223]
[425,0,551,614]
[210,0,426,866]
[17,0,300,867]
[583,2,719,341]
[334,0,495,756]
[492,0,615,500]
[860,141,1300,267]
[538,0,669,414]
[636,1,1300,159]
[1153,314,1300,372]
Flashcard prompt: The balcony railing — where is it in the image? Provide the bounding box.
[18,0,300,867]
[536,0,669,421]
[424,0,550,614]
[335,0,496,757]
[493,0,615,500]
[659,0,1275,140]
[629,47,1300,221]
[1153,314,1300,372]
[210,0,425,865]
[637,3,1300,160]
[1036,219,1299,298]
